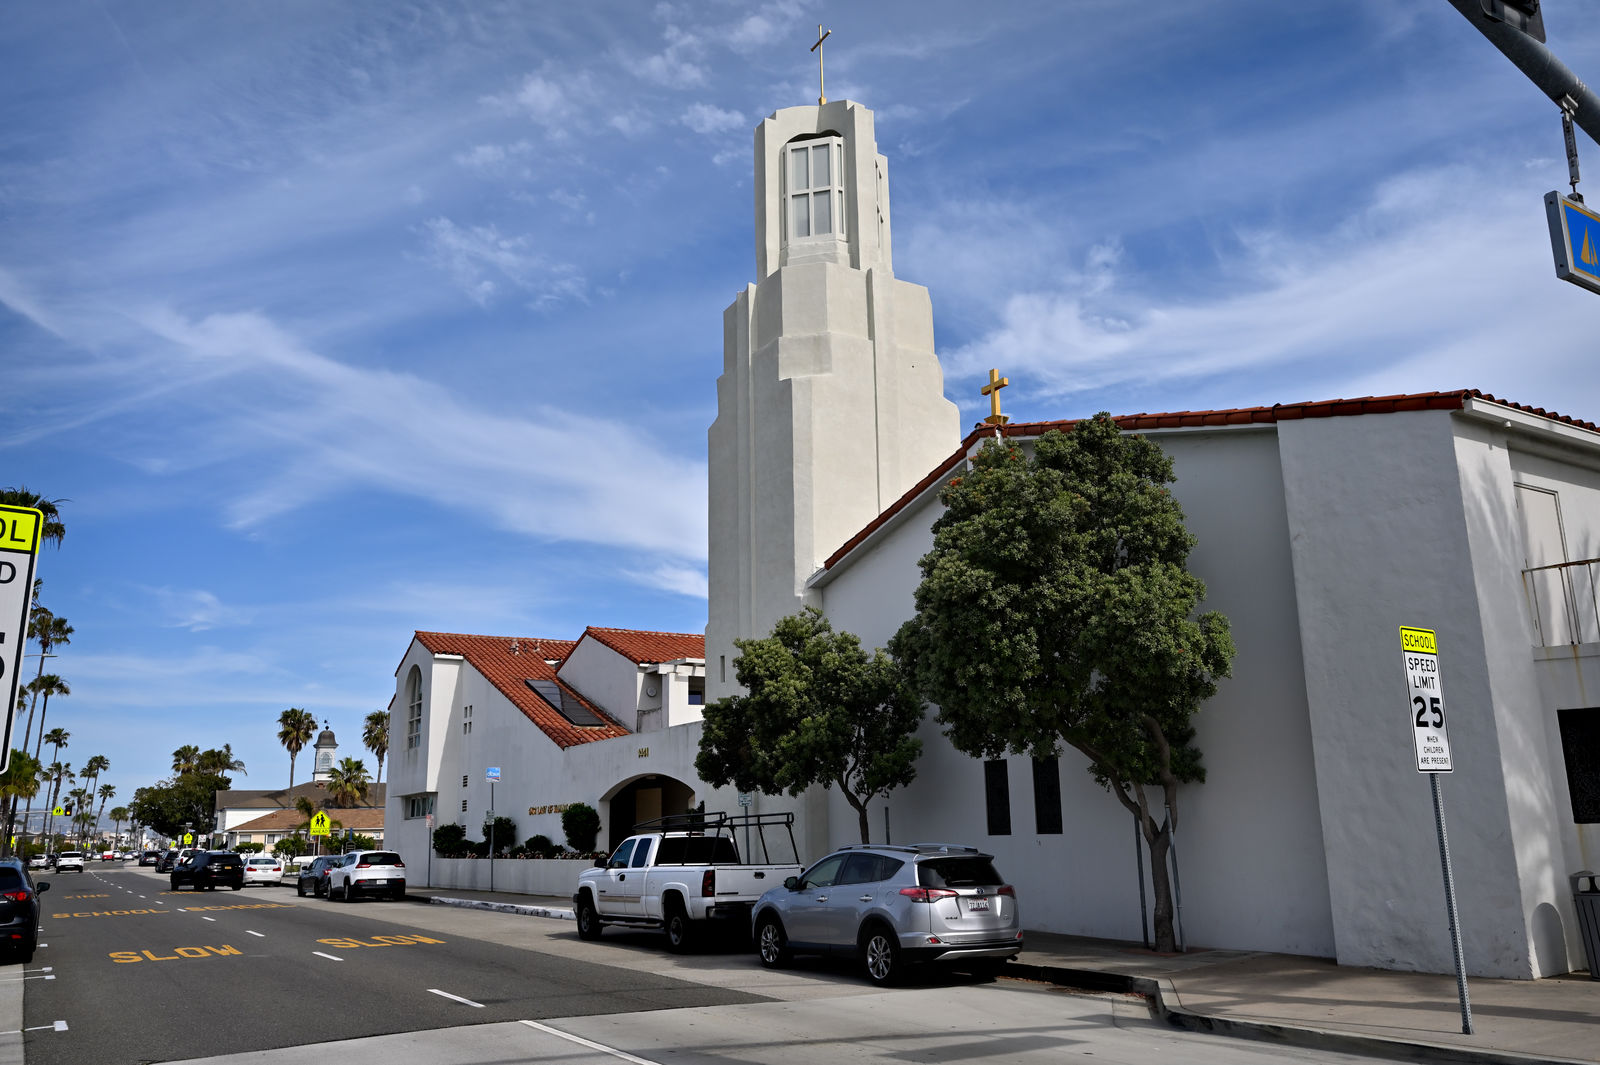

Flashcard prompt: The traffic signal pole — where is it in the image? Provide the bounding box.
[1445,0,1600,147]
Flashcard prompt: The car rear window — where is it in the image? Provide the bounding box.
[0,869,23,890]
[917,856,1004,888]
[246,858,275,866]
[363,852,402,866]
[211,855,242,867]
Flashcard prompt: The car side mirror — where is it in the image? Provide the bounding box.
[784,876,799,891]
[593,856,607,868]
[35,882,48,893]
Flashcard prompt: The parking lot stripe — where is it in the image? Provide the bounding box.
[520,1020,662,1065]
[428,989,484,1008]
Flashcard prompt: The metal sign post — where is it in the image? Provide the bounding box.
[486,767,501,893]
[1400,626,1472,1035]
[0,506,43,775]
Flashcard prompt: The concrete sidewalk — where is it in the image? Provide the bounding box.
[402,886,1597,1065]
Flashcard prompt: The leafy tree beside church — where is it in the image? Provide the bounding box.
[891,413,1234,953]
[697,609,923,844]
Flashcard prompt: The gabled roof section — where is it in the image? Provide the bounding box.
[412,631,629,748]
[823,389,1600,572]
[215,782,386,811]
[581,627,705,664]
[232,806,386,833]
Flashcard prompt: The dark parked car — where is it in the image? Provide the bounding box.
[139,851,160,866]
[170,851,244,892]
[296,855,339,898]
[0,858,49,962]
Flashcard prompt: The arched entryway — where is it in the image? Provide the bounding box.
[602,774,697,852]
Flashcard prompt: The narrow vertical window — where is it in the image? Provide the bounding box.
[786,136,842,243]
[1032,756,1063,835]
[984,760,1011,836]
[406,666,423,750]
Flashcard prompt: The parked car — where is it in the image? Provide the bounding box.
[296,855,340,898]
[750,843,1023,986]
[139,851,160,866]
[55,851,85,873]
[241,856,283,887]
[326,851,406,902]
[169,851,244,892]
[0,858,49,962]
[574,812,801,951]
[27,855,47,870]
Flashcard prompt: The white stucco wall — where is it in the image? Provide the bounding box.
[559,638,640,730]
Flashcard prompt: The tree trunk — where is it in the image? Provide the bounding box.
[837,777,872,843]
[1141,809,1178,953]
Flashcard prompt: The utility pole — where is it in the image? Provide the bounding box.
[1444,1,1600,147]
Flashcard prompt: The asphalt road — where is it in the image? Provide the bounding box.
[25,863,765,1065]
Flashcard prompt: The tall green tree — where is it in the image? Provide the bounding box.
[277,708,316,790]
[198,745,245,778]
[96,783,115,837]
[697,608,924,844]
[0,750,42,857]
[363,711,390,785]
[326,758,371,808]
[110,806,129,848]
[27,674,69,760]
[170,745,200,775]
[43,762,72,847]
[22,611,71,752]
[892,415,1235,953]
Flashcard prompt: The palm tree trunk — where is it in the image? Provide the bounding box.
[31,694,51,760]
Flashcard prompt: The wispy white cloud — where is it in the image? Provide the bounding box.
[681,103,745,135]
[419,217,586,308]
[632,25,706,88]
[137,586,252,631]
[622,564,708,600]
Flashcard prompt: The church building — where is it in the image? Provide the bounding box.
[386,94,1600,981]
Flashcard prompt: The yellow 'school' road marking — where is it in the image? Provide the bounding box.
[179,903,293,913]
[315,935,445,949]
[109,945,242,963]
[53,909,170,919]
[63,894,109,900]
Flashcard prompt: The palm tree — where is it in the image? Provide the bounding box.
[22,611,72,753]
[277,708,316,790]
[198,745,245,778]
[43,728,68,770]
[43,763,72,848]
[363,711,390,785]
[96,783,115,837]
[170,745,200,776]
[81,754,109,802]
[0,487,66,547]
[0,750,42,857]
[110,806,128,849]
[325,758,371,808]
[28,674,69,760]
[67,787,90,846]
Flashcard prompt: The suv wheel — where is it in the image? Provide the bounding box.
[861,925,902,986]
[755,915,791,968]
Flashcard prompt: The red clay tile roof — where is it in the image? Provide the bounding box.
[412,632,629,748]
[823,389,1600,571]
[581,627,705,664]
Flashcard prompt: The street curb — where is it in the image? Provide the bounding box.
[400,899,1586,1065]
[418,895,574,921]
[1006,962,1588,1065]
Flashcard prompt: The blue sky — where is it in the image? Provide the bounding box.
[4,1,1598,811]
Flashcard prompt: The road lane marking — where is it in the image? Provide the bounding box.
[428,989,484,1008]
[247,930,265,937]
[520,1020,662,1065]
[0,1021,69,1035]
[201,917,216,922]
[312,951,343,962]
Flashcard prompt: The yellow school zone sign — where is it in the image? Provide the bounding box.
[309,811,331,837]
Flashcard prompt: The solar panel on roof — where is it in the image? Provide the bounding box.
[523,678,605,727]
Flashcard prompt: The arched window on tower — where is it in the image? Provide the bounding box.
[405,666,423,751]
[786,134,843,243]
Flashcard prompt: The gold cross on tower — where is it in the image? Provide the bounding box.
[811,25,831,106]
[981,368,1011,425]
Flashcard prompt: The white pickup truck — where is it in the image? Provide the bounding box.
[574,812,802,952]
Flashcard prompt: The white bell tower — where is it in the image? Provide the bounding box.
[706,99,960,700]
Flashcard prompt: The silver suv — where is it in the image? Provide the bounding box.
[750,844,1022,985]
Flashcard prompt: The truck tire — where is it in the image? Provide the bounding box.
[755,914,791,968]
[664,900,694,954]
[576,895,603,941]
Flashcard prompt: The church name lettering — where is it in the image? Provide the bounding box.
[527,803,575,816]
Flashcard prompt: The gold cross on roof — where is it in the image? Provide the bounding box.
[981,368,1010,425]
[811,25,831,106]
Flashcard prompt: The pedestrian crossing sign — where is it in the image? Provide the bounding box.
[309,811,331,837]
[1545,191,1600,295]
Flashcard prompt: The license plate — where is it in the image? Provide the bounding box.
[965,897,990,912]
[372,879,387,885]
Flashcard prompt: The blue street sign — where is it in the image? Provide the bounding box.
[486,766,501,782]
[1545,191,1600,295]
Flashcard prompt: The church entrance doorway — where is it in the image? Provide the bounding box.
[604,775,696,851]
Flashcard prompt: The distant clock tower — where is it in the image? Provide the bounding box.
[312,722,338,783]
